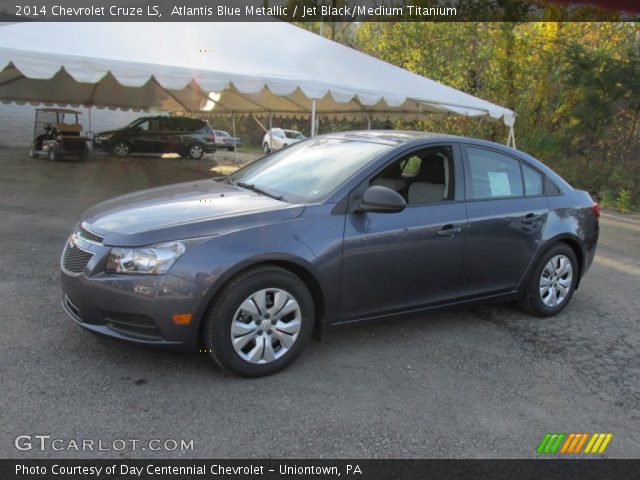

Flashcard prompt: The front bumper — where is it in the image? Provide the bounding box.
[92,138,110,152]
[60,232,207,350]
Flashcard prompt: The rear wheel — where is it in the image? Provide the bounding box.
[227,146,234,151]
[112,142,130,157]
[202,265,314,377]
[187,143,205,160]
[47,148,61,162]
[520,243,578,317]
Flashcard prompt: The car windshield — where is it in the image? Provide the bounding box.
[125,118,150,129]
[284,131,304,139]
[229,138,390,203]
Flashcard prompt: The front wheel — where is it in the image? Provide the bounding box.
[202,265,314,377]
[520,243,578,317]
[47,148,61,162]
[263,143,271,154]
[112,142,130,157]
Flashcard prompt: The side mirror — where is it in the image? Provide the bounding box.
[356,186,407,213]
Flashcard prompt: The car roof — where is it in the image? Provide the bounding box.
[35,108,81,114]
[319,130,457,146]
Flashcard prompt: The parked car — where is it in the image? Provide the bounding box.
[262,128,305,153]
[93,116,216,159]
[29,108,90,161]
[60,131,599,377]
[213,130,242,151]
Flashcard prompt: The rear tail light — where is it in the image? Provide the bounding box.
[206,136,216,142]
[591,202,601,218]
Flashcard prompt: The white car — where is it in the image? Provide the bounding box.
[262,128,305,153]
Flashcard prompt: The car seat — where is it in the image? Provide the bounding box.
[408,153,448,204]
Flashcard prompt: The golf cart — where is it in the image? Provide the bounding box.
[29,108,90,161]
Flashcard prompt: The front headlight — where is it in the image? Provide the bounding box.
[106,241,186,274]
[97,133,113,141]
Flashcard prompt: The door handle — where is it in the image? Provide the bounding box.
[437,224,462,237]
[521,213,542,224]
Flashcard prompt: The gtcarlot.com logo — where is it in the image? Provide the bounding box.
[537,432,613,454]
[14,435,194,452]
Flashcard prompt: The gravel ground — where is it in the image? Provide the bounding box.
[0,147,638,459]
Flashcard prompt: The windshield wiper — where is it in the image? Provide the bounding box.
[236,182,284,201]
[212,175,230,183]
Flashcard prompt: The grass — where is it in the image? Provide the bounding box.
[235,145,263,154]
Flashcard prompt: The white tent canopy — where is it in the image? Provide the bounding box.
[0,22,515,138]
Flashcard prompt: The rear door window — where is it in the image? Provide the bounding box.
[466,147,524,199]
[522,163,543,196]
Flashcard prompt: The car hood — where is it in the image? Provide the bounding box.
[95,129,121,137]
[81,179,304,247]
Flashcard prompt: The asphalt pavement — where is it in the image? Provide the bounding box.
[0,148,638,459]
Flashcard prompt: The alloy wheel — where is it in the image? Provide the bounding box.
[189,144,203,159]
[230,288,302,364]
[114,142,129,157]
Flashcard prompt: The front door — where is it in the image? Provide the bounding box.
[339,144,467,322]
[131,119,164,153]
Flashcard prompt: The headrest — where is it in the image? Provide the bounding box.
[418,153,446,183]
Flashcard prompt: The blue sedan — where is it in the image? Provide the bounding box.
[60,131,599,377]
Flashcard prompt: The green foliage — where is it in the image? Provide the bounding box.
[616,190,633,212]
[352,21,640,211]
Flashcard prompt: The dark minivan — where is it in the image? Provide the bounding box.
[93,116,216,159]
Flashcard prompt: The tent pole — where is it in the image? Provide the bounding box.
[88,106,93,151]
[232,114,238,166]
[311,99,317,137]
[508,125,516,149]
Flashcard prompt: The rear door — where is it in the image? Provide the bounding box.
[461,145,548,297]
[162,118,184,152]
[339,143,467,321]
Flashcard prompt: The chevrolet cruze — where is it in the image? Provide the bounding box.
[60,131,599,377]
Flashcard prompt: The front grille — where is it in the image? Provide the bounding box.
[62,244,93,274]
[78,225,103,244]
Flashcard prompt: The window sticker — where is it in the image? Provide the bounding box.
[487,171,511,196]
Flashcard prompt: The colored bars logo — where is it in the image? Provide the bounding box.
[537,433,613,454]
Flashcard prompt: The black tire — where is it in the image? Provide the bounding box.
[520,243,578,317]
[187,143,205,160]
[48,148,61,162]
[202,265,314,377]
[112,141,130,158]
[263,143,270,154]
